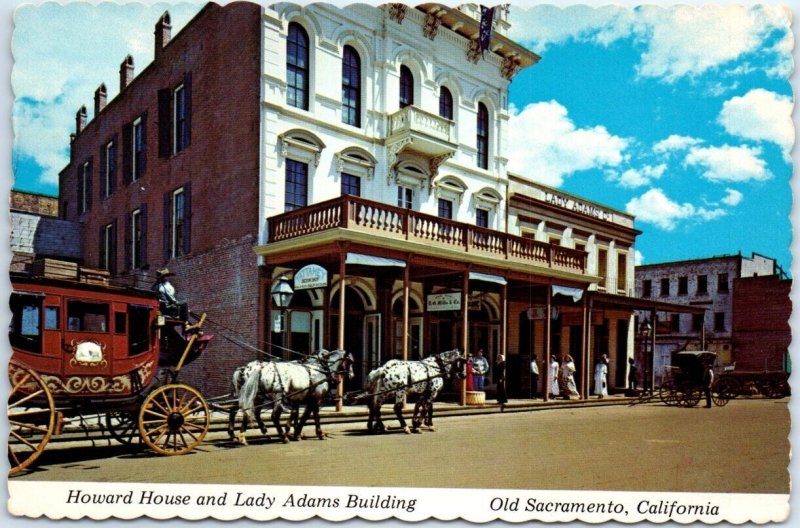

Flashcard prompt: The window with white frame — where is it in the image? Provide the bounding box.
[397,186,414,209]
[103,139,116,198]
[174,83,188,153]
[132,117,144,182]
[79,160,91,214]
[172,187,186,257]
[287,22,310,110]
[100,221,116,274]
[131,208,143,269]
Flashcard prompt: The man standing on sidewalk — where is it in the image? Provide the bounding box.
[530,354,539,399]
[472,349,489,391]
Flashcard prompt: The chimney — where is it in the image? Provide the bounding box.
[119,55,134,91]
[75,106,87,135]
[94,83,107,116]
[154,11,172,60]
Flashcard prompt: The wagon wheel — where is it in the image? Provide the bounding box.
[658,382,679,406]
[138,384,209,456]
[765,378,790,399]
[8,368,56,476]
[680,385,701,408]
[106,411,142,445]
[712,378,736,407]
[719,376,741,399]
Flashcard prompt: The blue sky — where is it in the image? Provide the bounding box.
[8,1,796,273]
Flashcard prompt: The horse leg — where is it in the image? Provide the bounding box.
[426,399,435,432]
[255,400,269,439]
[411,400,423,433]
[272,402,289,443]
[394,399,409,434]
[293,404,313,441]
[227,403,237,440]
[310,401,324,440]
[237,412,249,446]
[366,401,374,433]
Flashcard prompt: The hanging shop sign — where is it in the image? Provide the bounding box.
[427,292,462,312]
[294,264,328,290]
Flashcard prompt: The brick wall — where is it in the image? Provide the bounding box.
[59,3,262,273]
[732,275,791,371]
[165,234,263,395]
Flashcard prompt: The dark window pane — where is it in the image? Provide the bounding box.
[476,208,489,228]
[439,87,453,119]
[285,160,308,211]
[341,173,361,197]
[477,103,489,169]
[400,65,414,108]
[287,23,309,110]
[342,46,361,127]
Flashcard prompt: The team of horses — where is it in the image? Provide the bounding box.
[230,349,466,444]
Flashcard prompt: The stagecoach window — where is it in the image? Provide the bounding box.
[10,293,43,354]
[66,301,109,332]
[115,312,127,334]
[44,306,60,330]
[128,305,151,356]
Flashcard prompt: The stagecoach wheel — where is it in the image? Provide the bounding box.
[106,411,142,445]
[138,384,209,456]
[8,368,55,476]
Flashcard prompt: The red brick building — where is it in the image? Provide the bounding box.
[732,275,792,372]
[58,4,263,392]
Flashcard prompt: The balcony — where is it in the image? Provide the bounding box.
[266,195,588,277]
[387,106,457,165]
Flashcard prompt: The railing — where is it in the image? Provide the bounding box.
[268,196,587,275]
[388,105,456,144]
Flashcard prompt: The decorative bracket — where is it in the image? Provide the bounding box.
[389,4,407,24]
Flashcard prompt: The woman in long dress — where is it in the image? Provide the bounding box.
[594,354,609,399]
[562,355,580,399]
[549,356,560,398]
[495,354,508,410]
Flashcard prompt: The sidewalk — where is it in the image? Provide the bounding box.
[50,393,638,444]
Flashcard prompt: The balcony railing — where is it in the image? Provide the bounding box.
[388,105,455,144]
[268,195,587,275]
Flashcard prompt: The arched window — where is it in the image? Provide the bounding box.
[341,46,361,127]
[477,102,489,169]
[439,87,453,120]
[287,23,310,110]
[399,65,414,108]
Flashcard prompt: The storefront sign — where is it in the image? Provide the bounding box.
[544,191,613,222]
[294,264,327,290]
[527,306,560,320]
[427,292,462,312]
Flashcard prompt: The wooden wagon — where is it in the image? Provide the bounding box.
[8,269,213,476]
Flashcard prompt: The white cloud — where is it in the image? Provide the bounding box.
[626,188,726,231]
[721,188,743,206]
[11,3,201,188]
[608,164,667,188]
[507,101,629,186]
[653,135,702,154]
[718,89,794,161]
[634,249,645,266]
[509,4,791,82]
[684,144,771,183]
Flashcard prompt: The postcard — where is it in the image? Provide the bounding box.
[4,0,795,524]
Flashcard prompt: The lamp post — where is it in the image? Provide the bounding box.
[271,275,294,358]
[639,318,652,394]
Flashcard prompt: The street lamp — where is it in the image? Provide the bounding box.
[639,318,652,394]
[271,275,294,358]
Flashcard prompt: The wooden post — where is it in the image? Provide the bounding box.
[402,264,410,361]
[336,255,346,411]
[581,292,589,398]
[544,285,552,402]
[460,272,469,406]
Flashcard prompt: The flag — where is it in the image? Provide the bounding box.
[478,5,495,57]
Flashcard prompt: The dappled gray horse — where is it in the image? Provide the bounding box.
[239,349,354,443]
[366,349,466,434]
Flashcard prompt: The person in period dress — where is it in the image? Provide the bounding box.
[549,355,560,398]
[561,355,580,400]
[153,268,188,320]
[530,354,540,400]
[472,349,489,392]
[495,354,508,410]
[627,357,638,391]
[594,354,609,399]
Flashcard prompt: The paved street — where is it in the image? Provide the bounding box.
[12,399,788,494]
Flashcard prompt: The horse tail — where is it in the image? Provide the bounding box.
[239,365,262,422]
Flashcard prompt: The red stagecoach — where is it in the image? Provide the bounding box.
[8,265,213,475]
